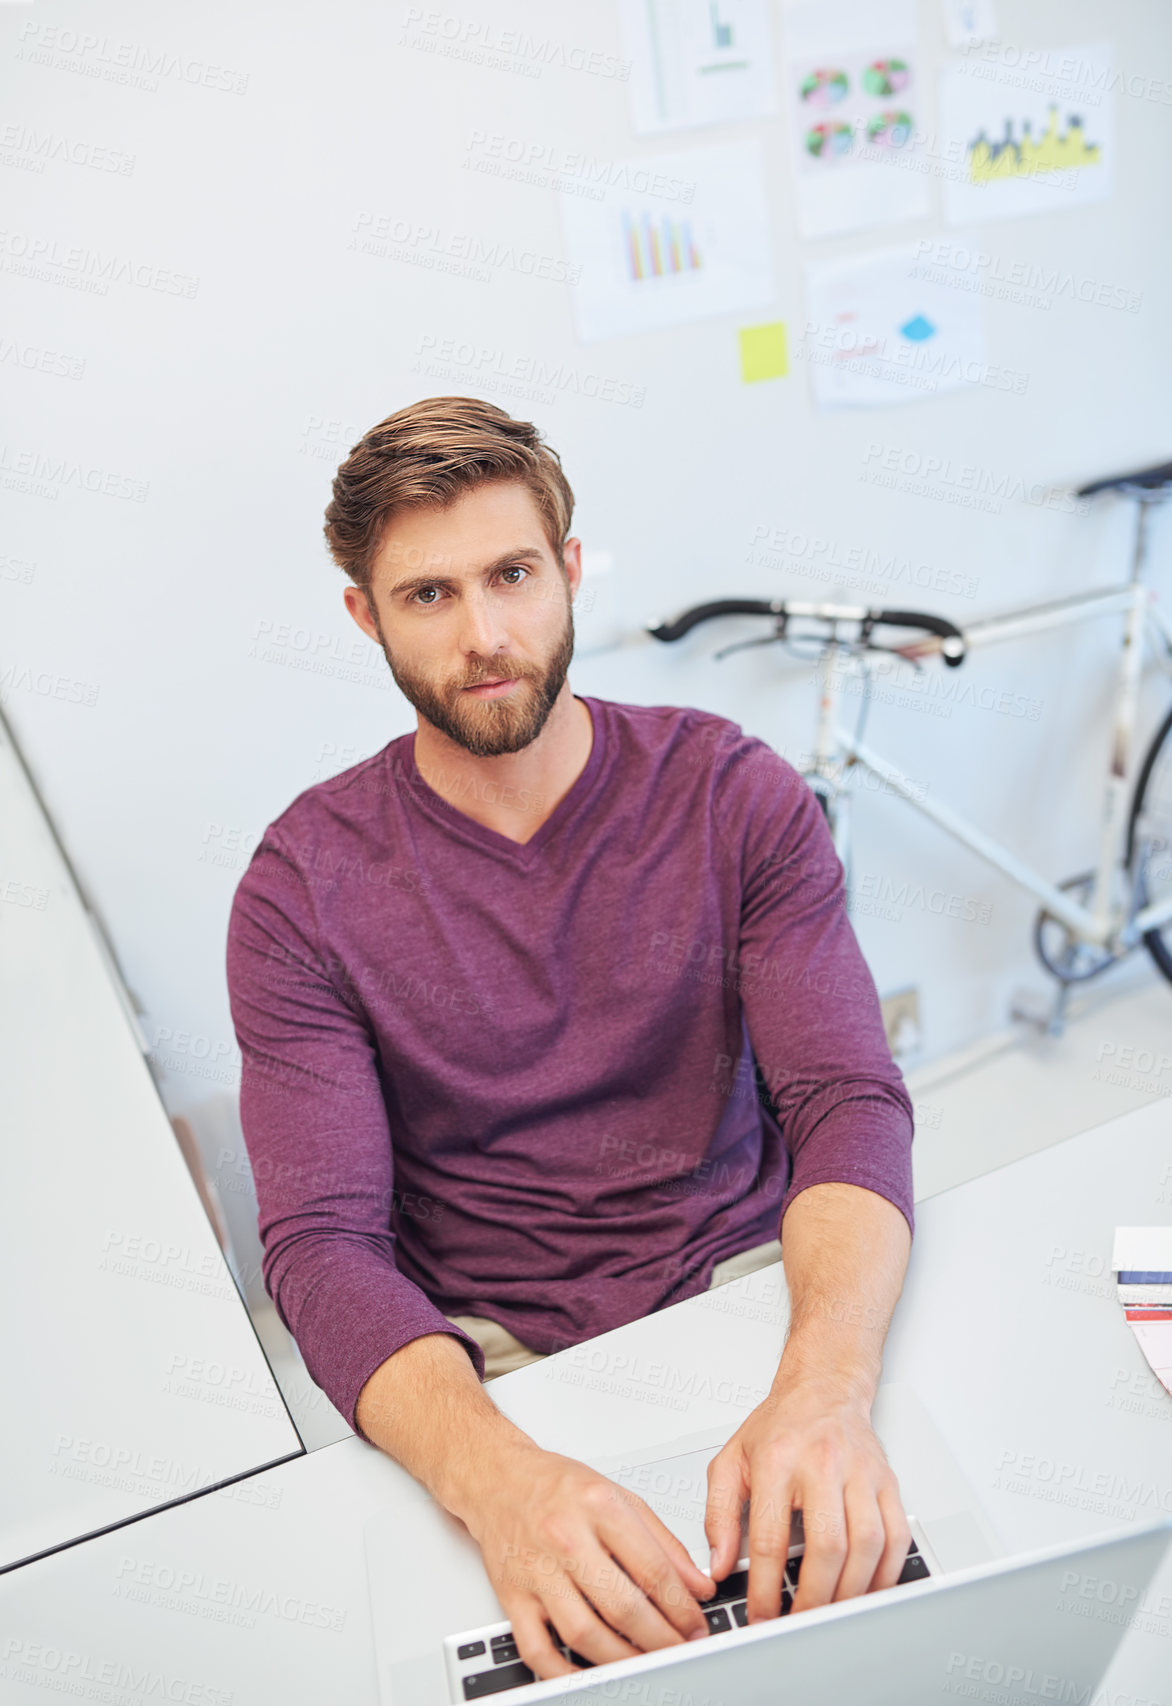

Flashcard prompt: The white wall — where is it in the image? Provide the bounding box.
[3,0,1171,1263]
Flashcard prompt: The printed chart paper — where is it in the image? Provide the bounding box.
[559,140,775,343]
[782,0,930,239]
[802,244,988,409]
[1129,1319,1172,1399]
[622,0,778,133]
[940,41,1114,224]
[1113,1228,1172,1271]
[1112,1226,1172,1402]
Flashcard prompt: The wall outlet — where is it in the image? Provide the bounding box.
[881,986,922,1058]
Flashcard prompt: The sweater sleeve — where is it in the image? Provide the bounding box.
[717,737,915,1236]
[225,830,485,1435]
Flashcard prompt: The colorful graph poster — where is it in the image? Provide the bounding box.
[940,41,1114,224]
[558,140,775,343]
[622,0,778,133]
[782,0,930,239]
[802,244,988,409]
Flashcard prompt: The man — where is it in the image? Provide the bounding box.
[226,395,916,1683]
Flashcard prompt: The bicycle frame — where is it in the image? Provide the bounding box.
[806,577,1172,955]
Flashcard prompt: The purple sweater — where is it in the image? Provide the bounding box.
[226,694,914,1432]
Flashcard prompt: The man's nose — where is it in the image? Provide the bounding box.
[458,589,510,658]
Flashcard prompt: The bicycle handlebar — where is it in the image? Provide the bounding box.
[646,598,967,666]
[647,598,779,642]
[871,609,967,665]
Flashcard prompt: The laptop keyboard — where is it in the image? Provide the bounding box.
[457,1541,931,1698]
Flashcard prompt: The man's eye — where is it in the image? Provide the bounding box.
[409,567,528,606]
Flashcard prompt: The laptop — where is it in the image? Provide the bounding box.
[365,1382,1171,1704]
[441,1522,939,1700]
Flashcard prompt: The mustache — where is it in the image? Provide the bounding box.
[460,670,527,689]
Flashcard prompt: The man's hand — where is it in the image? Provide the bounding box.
[705,1372,910,1621]
[702,1181,914,1623]
[459,1439,716,1680]
[355,1333,715,1683]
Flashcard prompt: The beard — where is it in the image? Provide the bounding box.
[369,585,576,758]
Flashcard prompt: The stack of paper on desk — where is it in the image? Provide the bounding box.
[1112,1226,1172,1399]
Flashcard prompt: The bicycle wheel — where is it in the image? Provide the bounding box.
[1126,703,1172,984]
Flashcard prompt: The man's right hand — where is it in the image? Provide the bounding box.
[356,1332,714,1680]
[458,1439,716,1680]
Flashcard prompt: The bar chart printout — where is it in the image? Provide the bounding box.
[622,210,702,282]
[559,139,774,341]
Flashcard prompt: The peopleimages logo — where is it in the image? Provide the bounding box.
[1059,1566,1172,1621]
[0,1643,234,1706]
[463,130,695,201]
[349,211,582,286]
[0,443,149,501]
[861,442,1090,514]
[399,8,631,81]
[911,239,1143,314]
[994,1447,1172,1519]
[798,319,1029,396]
[13,19,250,94]
[747,521,980,600]
[943,1650,1085,1702]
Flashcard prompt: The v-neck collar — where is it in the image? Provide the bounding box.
[400,694,607,866]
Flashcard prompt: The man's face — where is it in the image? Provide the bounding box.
[347,480,580,758]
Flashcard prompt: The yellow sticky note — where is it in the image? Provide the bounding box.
[739,321,788,383]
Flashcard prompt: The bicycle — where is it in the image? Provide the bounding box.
[646,458,1172,1034]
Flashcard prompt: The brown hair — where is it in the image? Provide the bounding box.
[322,396,575,594]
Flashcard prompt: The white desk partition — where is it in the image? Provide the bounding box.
[0,717,302,1572]
[0,1099,1170,1701]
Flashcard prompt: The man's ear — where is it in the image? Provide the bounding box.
[562,536,583,600]
[343,583,380,643]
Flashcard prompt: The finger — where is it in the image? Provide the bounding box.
[624,1498,717,1608]
[507,1595,576,1681]
[616,1489,715,1596]
[541,1562,647,1669]
[870,1482,912,1592]
[832,1481,888,1602]
[790,1484,847,1612]
[705,1446,749,1583]
[745,1465,796,1624]
[585,1515,706,1648]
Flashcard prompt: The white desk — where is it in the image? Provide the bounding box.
[0,1099,1169,1701]
[0,719,302,1571]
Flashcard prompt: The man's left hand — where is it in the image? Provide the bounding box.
[704,1372,911,1623]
